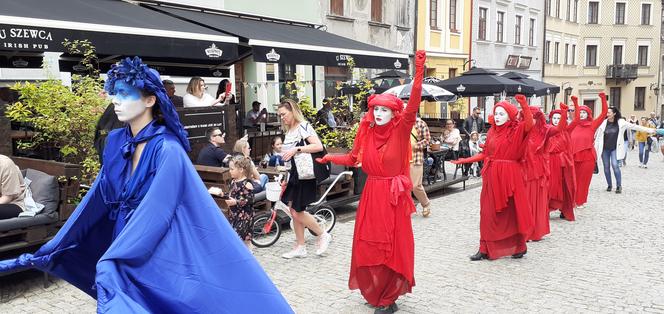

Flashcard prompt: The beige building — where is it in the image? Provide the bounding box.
[544,0,662,119]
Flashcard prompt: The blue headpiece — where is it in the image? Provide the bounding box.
[104,57,191,152]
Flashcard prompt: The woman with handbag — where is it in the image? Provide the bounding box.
[316,50,426,314]
[278,99,333,259]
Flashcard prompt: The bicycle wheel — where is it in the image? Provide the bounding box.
[307,205,336,236]
[251,213,281,248]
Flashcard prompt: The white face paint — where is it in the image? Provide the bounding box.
[494,107,509,126]
[580,110,588,120]
[373,105,393,126]
[111,81,149,122]
[551,113,562,126]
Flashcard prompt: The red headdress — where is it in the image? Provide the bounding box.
[349,93,406,160]
[493,101,519,130]
[549,108,565,122]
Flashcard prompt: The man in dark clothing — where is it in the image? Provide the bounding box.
[462,107,485,137]
[196,127,228,167]
[317,99,337,128]
[94,102,124,165]
[163,80,184,108]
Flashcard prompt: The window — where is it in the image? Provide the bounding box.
[449,0,457,31]
[588,1,599,24]
[496,12,504,43]
[371,0,382,22]
[478,8,487,40]
[564,43,569,64]
[554,42,559,64]
[584,99,596,114]
[610,87,621,110]
[430,0,439,29]
[556,0,560,18]
[330,0,344,16]
[641,3,651,25]
[573,0,578,22]
[638,46,649,66]
[266,63,276,81]
[615,2,625,24]
[613,45,623,65]
[586,45,597,66]
[635,87,646,110]
[546,0,552,16]
[398,0,410,26]
[515,16,522,44]
[571,44,576,64]
[449,68,457,78]
[529,19,535,46]
[545,40,551,64]
[566,0,571,20]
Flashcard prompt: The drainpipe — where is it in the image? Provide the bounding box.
[542,11,548,112]
[468,0,474,117]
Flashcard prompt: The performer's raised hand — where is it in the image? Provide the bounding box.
[560,103,569,111]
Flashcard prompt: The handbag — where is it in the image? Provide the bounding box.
[292,125,331,183]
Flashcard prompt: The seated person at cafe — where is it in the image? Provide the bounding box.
[316,98,337,128]
[262,136,285,167]
[216,79,237,105]
[196,127,228,167]
[244,101,268,128]
[162,79,184,108]
[441,119,462,153]
[0,154,25,220]
[232,139,269,193]
[183,77,226,107]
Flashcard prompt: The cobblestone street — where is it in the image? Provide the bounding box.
[1,150,664,313]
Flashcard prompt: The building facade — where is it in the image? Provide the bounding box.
[544,0,662,118]
[470,0,545,113]
[416,0,472,116]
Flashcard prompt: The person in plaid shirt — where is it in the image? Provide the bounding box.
[410,117,432,217]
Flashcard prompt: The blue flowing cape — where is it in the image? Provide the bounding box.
[0,122,293,314]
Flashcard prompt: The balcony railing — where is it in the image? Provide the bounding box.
[606,64,638,80]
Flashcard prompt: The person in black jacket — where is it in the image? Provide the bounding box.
[196,127,228,167]
[462,107,485,137]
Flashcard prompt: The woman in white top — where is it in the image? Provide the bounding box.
[594,106,655,194]
[441,119,462,151]
[277,99,332,259]
[183,77,225,108]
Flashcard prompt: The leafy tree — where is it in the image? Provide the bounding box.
[6,39,107,184]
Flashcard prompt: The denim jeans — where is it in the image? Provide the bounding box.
[638,142,650,165]
[252,174,269,193]
[601,149,621,188]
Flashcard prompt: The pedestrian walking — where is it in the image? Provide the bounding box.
[317,50,426,313]
[410,116,432,217]
[570,94,607,209]
[636,117,656,168]
[452,94,534,261]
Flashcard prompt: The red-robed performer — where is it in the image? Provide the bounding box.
[521,104,566,241]
[316,51,425,314]
[570,93,608,208]
[547,101,578,221]
[452,94,534,261]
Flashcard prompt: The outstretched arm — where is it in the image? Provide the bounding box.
[316,154,358,167]
[591,92,609,130]
[567,96,581,130]
[515,94,533,132]
[451,152,486,165]
[403,50,426,125]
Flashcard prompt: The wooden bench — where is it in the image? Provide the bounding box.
[0,157,80,257]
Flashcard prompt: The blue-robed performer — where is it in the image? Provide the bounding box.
[0,57,293,314]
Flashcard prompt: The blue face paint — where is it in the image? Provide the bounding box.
[111,81,142,102]
[111,80,149,122]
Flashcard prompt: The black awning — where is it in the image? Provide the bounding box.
[0,0,239,62]
[148,5,410,69]
[58,58,232,77]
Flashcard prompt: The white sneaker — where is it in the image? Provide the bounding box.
[315,233,332,256]
[282,245,307,259]
[644,164,648,169]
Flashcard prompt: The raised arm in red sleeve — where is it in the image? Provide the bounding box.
[567,96,581,131]
[515,94,533,132]
[558,103,569,130]
[402,50,426,127]
[591,92,608,131]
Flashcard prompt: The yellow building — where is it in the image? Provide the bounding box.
[416,0,472,117]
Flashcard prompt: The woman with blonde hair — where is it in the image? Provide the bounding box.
[232,139,268,193]
[278,98,332,259]
[183,76,226,107]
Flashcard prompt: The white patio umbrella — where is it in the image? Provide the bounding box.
[383,82,457,102]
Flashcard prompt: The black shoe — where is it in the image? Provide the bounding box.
[560,213,566,219]
[512,249,527,259]
[374,303,398,314]
[469,251,488,261]
[606,187,612,192]
[615,186,622,194]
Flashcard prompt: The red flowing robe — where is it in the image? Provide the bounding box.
[548,107,577,221]
[323,52,425,307]
[522,108,563,241]
[570,94,608,206]
[458,97,534,259]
